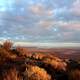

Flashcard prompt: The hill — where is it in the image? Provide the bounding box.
[0,41,80,80]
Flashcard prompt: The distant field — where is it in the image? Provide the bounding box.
[0,41,80,60]
[16,46,80,60]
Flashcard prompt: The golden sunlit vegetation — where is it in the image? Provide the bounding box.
[3,67,22,80]
[25,65,51,80]
[0,41,80,80]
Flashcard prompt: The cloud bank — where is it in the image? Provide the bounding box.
[0,0,80,42]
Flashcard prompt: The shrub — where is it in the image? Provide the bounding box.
[69,69,80,80]
[3,40,13,51]
[3,67,22,80]
[24,65,52,80]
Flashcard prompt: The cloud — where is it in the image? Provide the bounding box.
[37,18,80,31]
[59,22,80,30]
[70,0,80,16]
[37,20,54,29]
[39,20,80,31]
[29,4,53,16]
[0,0,80,42]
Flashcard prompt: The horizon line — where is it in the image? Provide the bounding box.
[0,41,80,48]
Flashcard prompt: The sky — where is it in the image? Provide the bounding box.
[0,0,80,43]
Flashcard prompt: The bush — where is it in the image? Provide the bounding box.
[3,67,22,80]
[69,69,80,80]
[3,40,13,51]
[24,65,52,80]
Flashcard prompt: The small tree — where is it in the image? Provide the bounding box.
[3,40,13,50]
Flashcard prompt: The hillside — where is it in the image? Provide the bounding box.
[0,41,80,80]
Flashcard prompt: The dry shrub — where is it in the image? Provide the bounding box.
[0,48,10,58]
[16,47,32,58]
[43,56,67,71]
[69,69,80,80]
[0,47,17,63]
[0,48,12,65]
[3,67,22,80]
[32,53,45,60]
[3,40,13,51]
[24,65,52,80]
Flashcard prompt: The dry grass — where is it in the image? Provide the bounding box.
[3,67,22,80]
